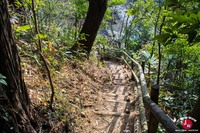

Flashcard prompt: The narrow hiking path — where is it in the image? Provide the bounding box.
[85,61,141,133]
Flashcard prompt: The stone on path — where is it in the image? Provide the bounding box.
[87,61,141,133]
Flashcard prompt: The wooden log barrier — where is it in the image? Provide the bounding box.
[142,61,145,73]
[149,85,159,133]
[122,51,179,133]
[104,50,179,133]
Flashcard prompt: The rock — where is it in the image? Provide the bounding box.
[125,109,130,114]
[80,112,86,118]
[123,130,131,133]
[126,97,130,102]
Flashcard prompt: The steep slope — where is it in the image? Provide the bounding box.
[22,58,111,132]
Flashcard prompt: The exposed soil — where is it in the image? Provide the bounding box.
[22,57,140,133]
[82,61,140,133]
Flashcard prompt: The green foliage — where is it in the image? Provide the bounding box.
[123,0,159,51]
[108,0,126,6]
[35,33,47,39]
[149,0,200,119]
[16,25,30,32]
[95,34,108,46]
[153,33,177,45]
[162,0,179,7]
[104,8,113,21]
[154,0,200,45]
[140,50,157,65]
[23,0,45,9]
[15,25,31,37]
[10,0,200,129]
[123,0,200,120]
[14,0,89,63]
[0,73,7,86]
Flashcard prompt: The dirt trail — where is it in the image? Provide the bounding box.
[85,61,141,133]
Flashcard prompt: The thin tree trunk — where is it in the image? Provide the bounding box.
[156,16,165,85]
[148,0,161,87]
[110,6,115,40]
[124,16,130,48]
[31,0,55,109]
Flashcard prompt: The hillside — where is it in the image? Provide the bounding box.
[22,57,111,132]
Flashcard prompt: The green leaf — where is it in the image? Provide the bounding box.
[140,50,150,59]
[173,15,195,23]
[179,28,193,34]
[16,25,30,32]
[0,73,6,79]
[109,0,126,6]
[163,10,174,17]
[126,8,137,16]
[15,0,22,7]
[0,73,7,86]
[153,33,171,43]
[190,13,198,21]
[132,18,144,24]
[198,11,200,20]
[2,116,9,122]
[179,24,199,34]
[164,27,173,33]
[175,9,184,15]
[173,22,182,29]
[0,79,7,86]
[162,0,179,7]
[35,34,47,39]
[193,35,200,43]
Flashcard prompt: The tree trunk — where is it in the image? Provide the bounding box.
[191,95,200,131]
[71,0,108,57]
[0,1,36,132]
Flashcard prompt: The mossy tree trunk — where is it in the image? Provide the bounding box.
[71,0,108,57]
[0,1,36,132]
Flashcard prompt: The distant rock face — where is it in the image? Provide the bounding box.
[99,0,133,48]
[127,0,134,3]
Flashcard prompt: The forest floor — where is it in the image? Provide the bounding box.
[82,61,141,133]
[22,57,140,133]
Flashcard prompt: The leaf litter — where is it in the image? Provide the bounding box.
[22,57,112,133]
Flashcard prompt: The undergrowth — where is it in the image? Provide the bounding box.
[22,56,111,132]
